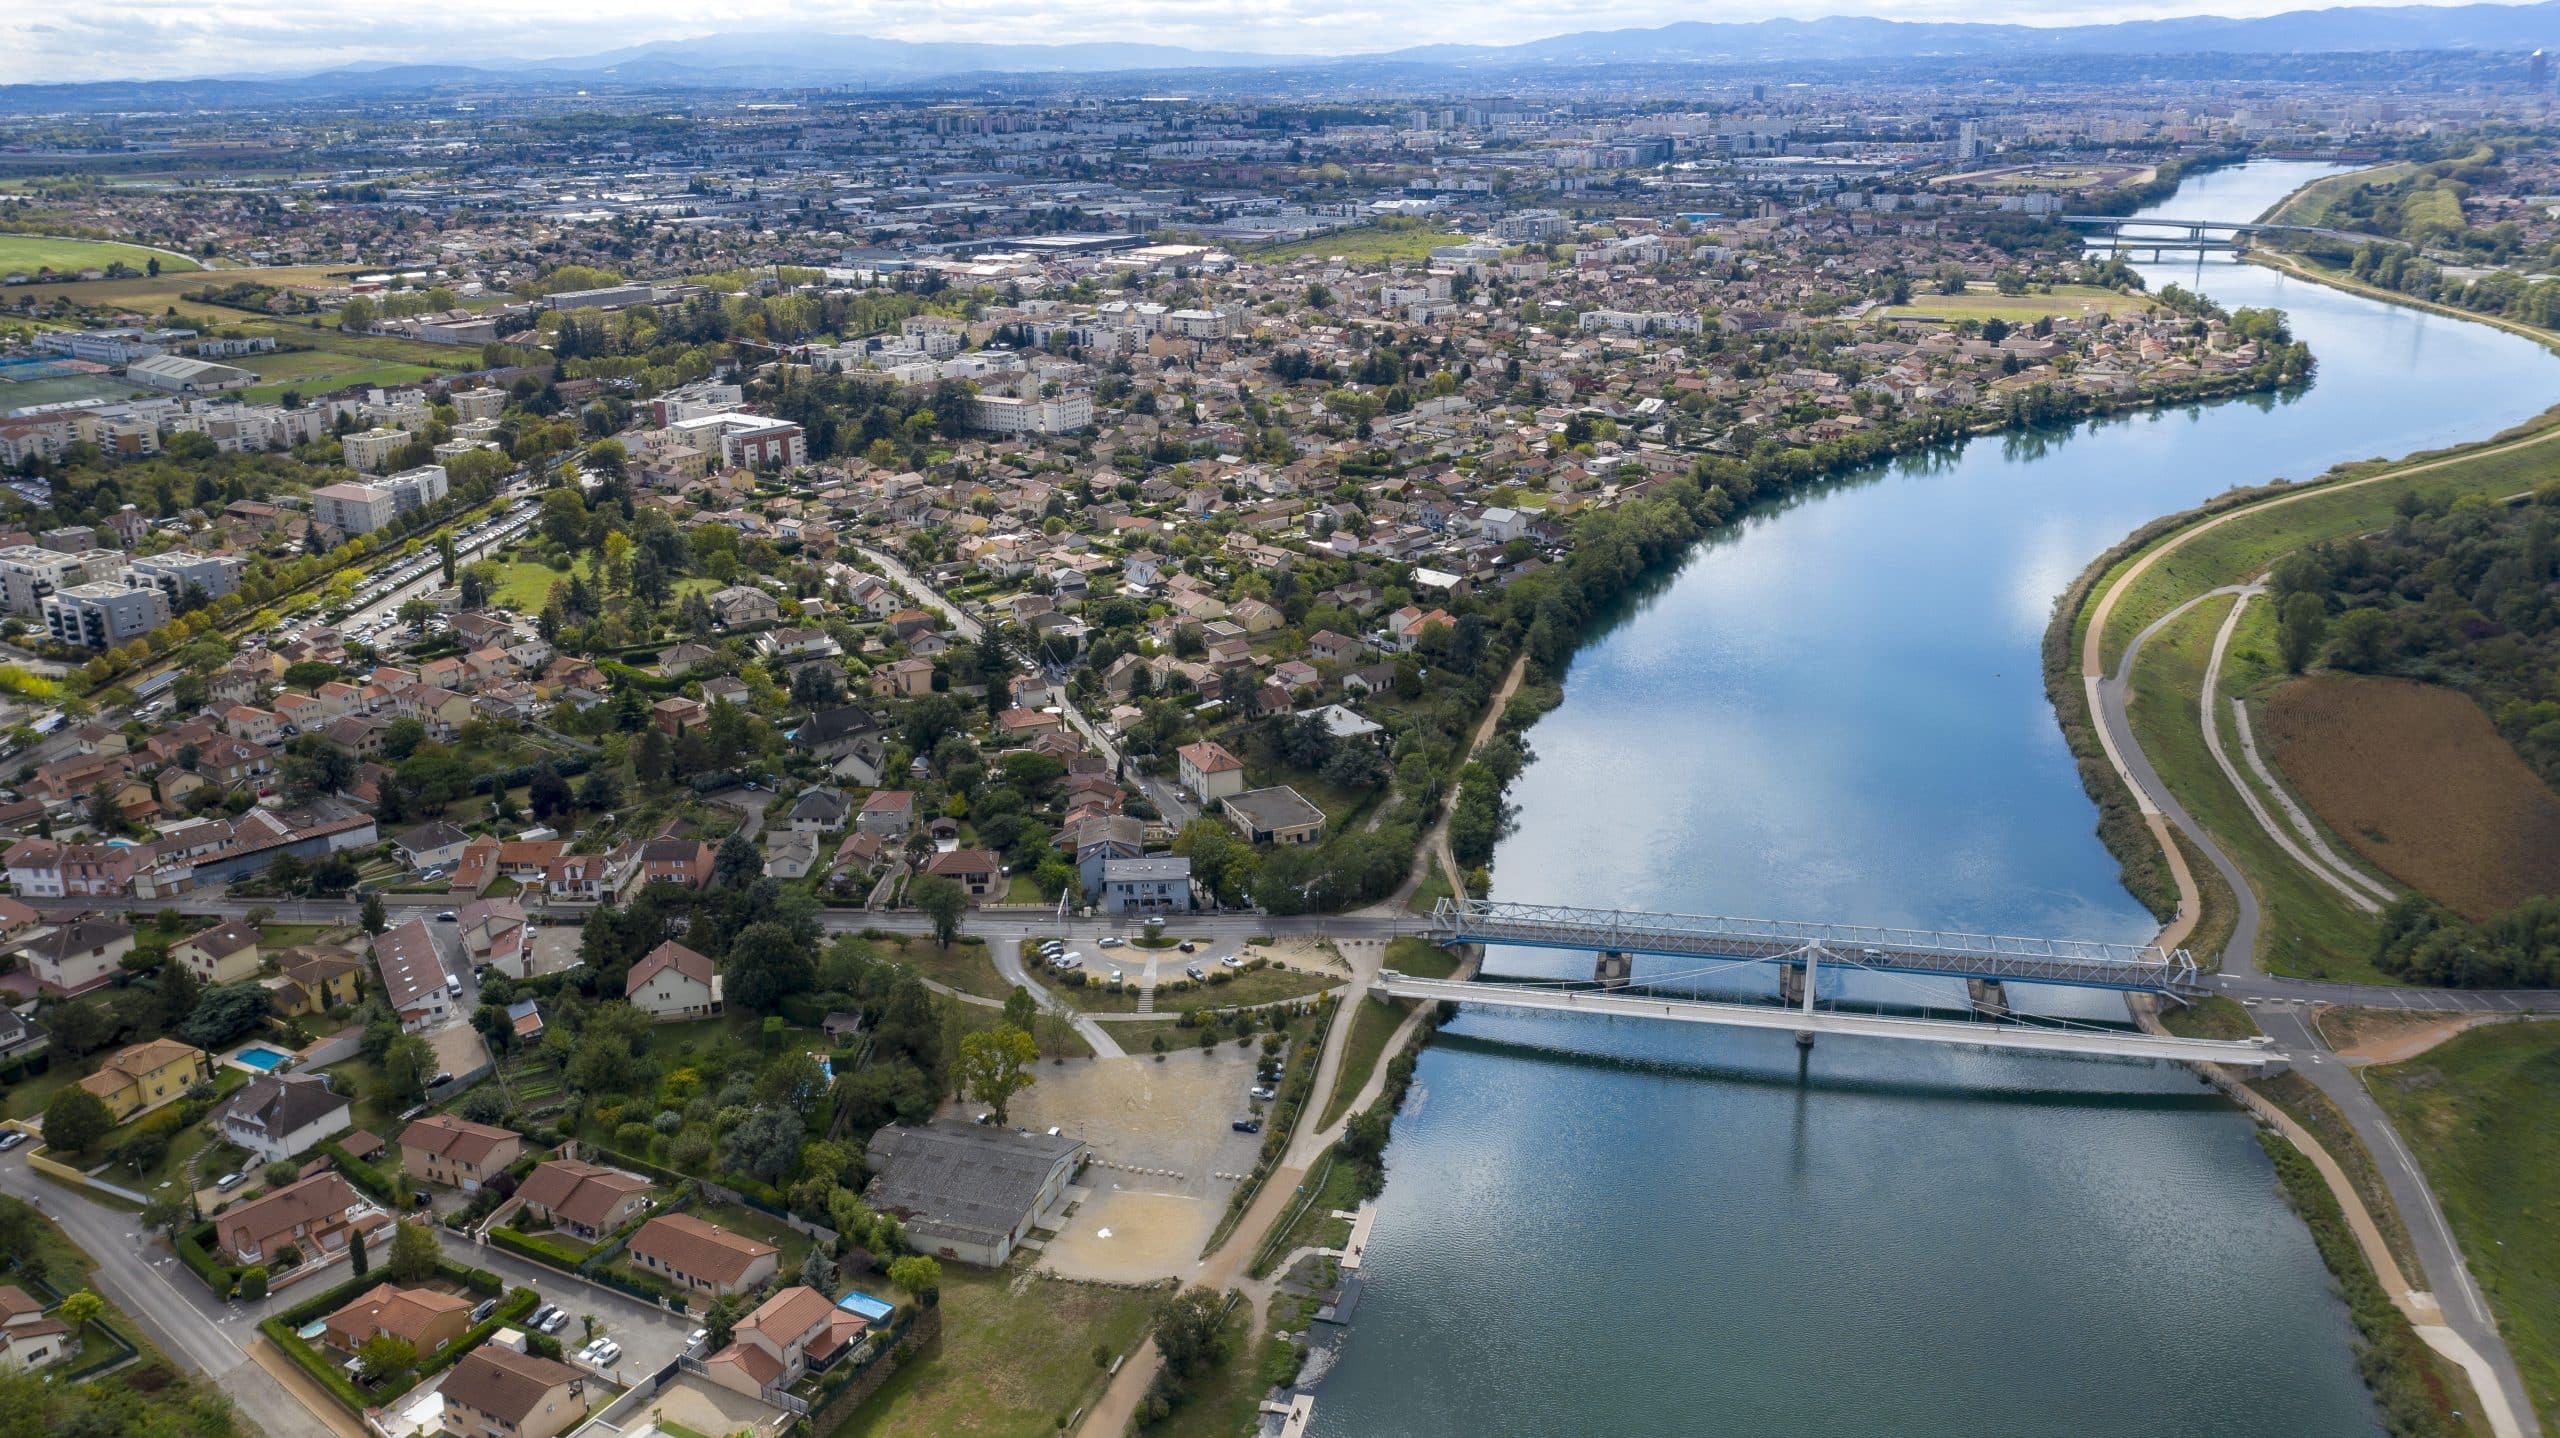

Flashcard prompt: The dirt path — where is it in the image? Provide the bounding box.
[2315,1007,2515,1065]
[1378,656,1527,911]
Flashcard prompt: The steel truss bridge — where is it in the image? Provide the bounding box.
[1396,899,2278,1067]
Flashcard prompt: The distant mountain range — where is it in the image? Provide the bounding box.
[11,0,2560,104]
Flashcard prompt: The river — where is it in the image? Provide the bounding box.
[1307,162,2560,1436]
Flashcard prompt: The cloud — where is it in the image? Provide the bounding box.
[0,0,2511,84]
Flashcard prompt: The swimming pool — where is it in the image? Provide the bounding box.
[234,1045,293,1072]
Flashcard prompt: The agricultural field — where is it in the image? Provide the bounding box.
[2260,674,2560,918]
[0,233,197,277]
[0,264,350,318]
[236,344,448,402]
[2368,1022,2560,1429]
[1882,283,2156,323]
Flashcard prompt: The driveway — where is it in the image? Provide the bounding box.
[436,1232,698,1383]
[0,1149,336,1437]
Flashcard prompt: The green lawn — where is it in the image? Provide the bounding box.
[1318,995,1409,1133]
[1248,224,1463,264]
[1383,935,1460,980]
[885,936,1011,1001]
[0,234,198,276]
[1882,283,2155,323]
[2367,1022,2560,1430]
[238,345,444,403]
[489,555,717,612]
[1148,1300,1305,1438]
[834,1262,1153,1438]
[2355,1018,2560,1422]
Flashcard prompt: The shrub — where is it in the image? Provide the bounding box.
[240,1266,269,1299]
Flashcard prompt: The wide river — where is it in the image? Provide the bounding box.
[1309,162,2560,1435]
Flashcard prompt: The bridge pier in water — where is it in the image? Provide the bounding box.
[1966,978,2010,1021]
[1594,950,1633,990]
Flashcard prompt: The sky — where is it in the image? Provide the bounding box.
[0,0,2533,86]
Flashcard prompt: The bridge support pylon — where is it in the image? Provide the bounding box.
[1966,978,2010,1021]
[1594,950,1633,991]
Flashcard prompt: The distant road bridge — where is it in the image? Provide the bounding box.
[2056,214,2370,251]
[1400,899,2279,1066]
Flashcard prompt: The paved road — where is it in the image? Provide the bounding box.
[0,1150,333,1438]
[987,927,1124,1058]
[2253,1002,2544,1437]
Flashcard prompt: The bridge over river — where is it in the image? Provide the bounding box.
[1386,898,2281,1066]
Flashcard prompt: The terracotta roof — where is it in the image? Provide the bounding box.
[398,1113,519,1167]
[179,919,259,961]
[216,1171,362,1259]
[324,1282,469,1350]
[737,1285,836,1350]
[441,1343,582,1426]
[1176,740,1244,774]
[515,1159,651,1232]
[626,940,715,996]
[707,1337,785,1388]
[625,1213,775,1286]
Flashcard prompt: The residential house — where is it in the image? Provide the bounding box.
[16,916,136,996]
[625,941,722,1022]
[398,1113,523,1191]
[372,919,453,1032]
[793,705,887,785]
[514,1159,652,1241]
[210,1170,377,1269]
[171,918,261,985]
[1222,786,1327,846]
[267,947,363,1016]
[393,821,472,872]
[856,790,915,838]
[214,1073,350,1164]
[1099,856,1193,915]
[708,586,783,628]
[320,1283,471,1359]
[703,1285,869,1400]
[624,1213,778,1297]
[650,696,707,737]
[0,1286,71,1373]
[785,788,850,833]
[2,840,139,901]
[74,1037,210,1122]
[1175,741,1247,803]
[924,848,1001,903]
[441,1344,588,1438]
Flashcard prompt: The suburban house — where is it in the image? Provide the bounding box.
[865,1121,1088,1267]
[625,941,722,1022]
[441,1343,589,1438]
[16,917,136,997]
[398,1113,523,1191]
[321,1282,471,1358]
[1176,740,1248,802]
[0,1009,46,1065]
[372,919,453,1032]
[513,1159,652,1240]
[615,838,715,896]
[624,1213,778,1297]
[793,705,888,785]
[703,1285,869,1400]
[856,789,915,838]
[393,821,472,872]
[171,918,261,985]
[1221,786,1328,846]
[214,1073,350,1164]
[924,848,1001,902]
[0,1286,71,1374]
[786,787,851,833]
[267,948,364,1015]
[75,1037,212,1122]
[211,1171,378,1269]
[708,585,783,628]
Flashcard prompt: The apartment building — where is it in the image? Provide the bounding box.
[310,481,398,535]
[0,545,126,617]
[44,580,171,648]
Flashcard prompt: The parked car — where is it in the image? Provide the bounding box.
[1056,952,1083,971]
[0,1132,25,1152]
[1249,1086,1277,1101]
[1185,965,1207,982]
[687,1327,709,1349]
[1220,954,1244,969]
[470,1299,498,1324]
[1107,968,1124,984]
[590,1340,621,1366]
[1231,1118,1262,1134]
[216,1170,246,1191]
[1098,936,1124,948]
[1178,941,1197,953]
[529,1304,559,1330]
[434,911,458,922]
[539,1308,571,1334]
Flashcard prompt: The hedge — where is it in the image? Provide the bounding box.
[316,1141,402,1208]
[175,1224,241,1295]
[488,1226,589,1273]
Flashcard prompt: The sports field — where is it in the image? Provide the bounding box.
[0,233,198,276]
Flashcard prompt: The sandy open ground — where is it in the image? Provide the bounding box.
[1004,1046,1269,1284]
[2316,1005,2513,1064]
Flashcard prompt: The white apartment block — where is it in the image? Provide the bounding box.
[0,546,126,618]
[342,427,408,474]
[967,391,1093,436]
[310,481,398,535]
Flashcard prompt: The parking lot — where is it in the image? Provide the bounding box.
[457,1239,703,1384]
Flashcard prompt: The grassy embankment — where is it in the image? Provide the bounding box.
[1247,223,1462,264]
[2369,1022,2560,1430]
[1317,995,1411,1132]
[2054,414,2560,975]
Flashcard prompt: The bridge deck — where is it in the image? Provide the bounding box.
[1430,899,2201,993]
[1376,974,2279,1066]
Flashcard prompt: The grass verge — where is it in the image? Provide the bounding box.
[1317,996,1408,1133]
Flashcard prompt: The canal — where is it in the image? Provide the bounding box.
[1307,162,2560,1435]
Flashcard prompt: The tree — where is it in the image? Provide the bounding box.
[527,762,573,820]
[42,1086,113,1155]
[264,1160,301,1188]
[361,892,387,935]
[387,1219,440,1283]
[719,1105,806,1181]
[383,1033,436,1105]
[179,981,272,1048]
[141,1195,188,1239]
[887,1254,942,1303]
[55,1289,102,1335]
[359,1333,419,1384]
[912,872,968,947]
[349,1223,369,1277]
[727,921,814,1015]
[713,832,762,889]
[703,1293,743,1351]
[1002,985,1039,1033]
[240,1265,269,1299]
[2277,592,2329,675]
[956,1024,1039,1124]
[800,1243,837,1295]
[1151,1285,1233,1384]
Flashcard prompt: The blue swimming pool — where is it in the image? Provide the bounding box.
[234,1045,293,1072]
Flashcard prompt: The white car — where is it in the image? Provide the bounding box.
[1097,936,1125,948]
[1055,951,1083,971]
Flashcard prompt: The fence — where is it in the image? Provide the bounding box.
[296,1028,366,1068]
